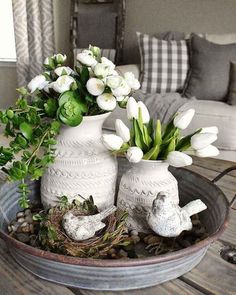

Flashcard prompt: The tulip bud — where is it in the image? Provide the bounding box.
[89,45,101,58]
[28,75,48,93]
[126,147,143,163]
[102,134,123,151]
[167,151,193,167]
[200,126,218,134]
[174,109,195,130]
[191,133,217,150]
[126,97,138,120]
[137,101,150,124]
[195,145,220,158]
[86,78,105,96]
[115,119,130,143]
[54,53,67,64]
[96,93,117,111]
[124,72,140,90]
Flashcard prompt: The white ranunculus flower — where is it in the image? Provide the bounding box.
[124,72,140,90]
[96,93,117,111]
[174,109,195,130]
[106,75,123,89]
[102,134,123,151]
[195,145,220,158]
[126,147,143,163]
[54,66,73,76]
[115,119,130,143]
[200,126,219,134]
[137,101,150,124]
[94,63,110,78]
[52,75,75,93]
[54,53,67,64]
[43,82,53,93]
[167,151,193,168]
[28,75,48,93]
[86,78,105,96]
[77,52,97,67]
[127,96,138,120]
[112,79,131,97]
[101,57,115,72]
[191,133,217,150]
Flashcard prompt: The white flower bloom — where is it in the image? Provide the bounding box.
[191,133,217,150]
[200,126,219,134]
[96,93,117,111]
[101,57,115,72]
[174,109,195,130]
[195,145,220,158]
[77,52,97,67]
[52,75,75,93]
[124,72,140,90]
[112,78,131,97]
[102,134,123,151]
[54,53,67,64]
[94,63,110,78]
[86,78,105,96]
[137,101,150,124]
[106,75,123,89]
[89,45,100,57]
[54,66,73,76]
[167,151,193,167]
[44,57,49,65]
[127,96,138,120]
[28,75,48,93]
[126,147,143,163]
[115,119,130,143]
[43,82,53,93]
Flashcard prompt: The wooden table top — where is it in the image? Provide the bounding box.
[0,157,235,295]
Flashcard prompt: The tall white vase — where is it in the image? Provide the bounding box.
[117,160,179,232]
[41,112,118,210]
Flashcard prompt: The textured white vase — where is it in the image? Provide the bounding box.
[41,112,118,210]
[117,160,179,232]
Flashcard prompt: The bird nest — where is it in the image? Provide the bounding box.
[37,196,132,258]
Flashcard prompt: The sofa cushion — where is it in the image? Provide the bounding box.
[137,32,189,94]
[179,100,236,150]
[184,34,236,101]
[227,62,236,106]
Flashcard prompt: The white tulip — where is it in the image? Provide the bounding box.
[124,72,140,90]
[54,66,73,76]
[102,134,123,151]
[106,75,123,89]
[54,53,67,64]
[86,78,105,96]
[167,151,193,167]
[195,145,220,158]
[96,93,117,111]
[44,57,50,65]
[94,63,110,78]
[28,75,48,93]
[77,52,97,67]
[200,126,219,134]
[112,79,131,97]
[52,75,75,93]
[137,101,150,123]
[174,109,195,130]
[127,96,138,120]
[115,119,130,142]
[191,133,217,150]
[126,147,143,163]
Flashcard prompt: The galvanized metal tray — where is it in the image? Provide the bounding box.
[0,158,231,291]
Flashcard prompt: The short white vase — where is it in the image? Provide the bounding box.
[117,160,179,232]
[41,112,118,210]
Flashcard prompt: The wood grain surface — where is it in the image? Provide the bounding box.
[0,157,235,295]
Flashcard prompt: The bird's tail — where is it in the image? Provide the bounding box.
[97,205,117,221]
[182,199,207,217]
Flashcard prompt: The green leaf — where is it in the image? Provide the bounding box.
[19,122,33,140]
[133,119,145,150]
[80,66,90,84]
[176,129,201,151]
[154,120,162,146]
[44,98,58,117]
[143,145,160,160]
[50,120,61,133]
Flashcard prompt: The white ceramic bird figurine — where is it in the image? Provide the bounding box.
[147,192,207,237]
[62,205,116,241]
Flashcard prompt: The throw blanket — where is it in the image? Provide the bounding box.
[133,91,193,123]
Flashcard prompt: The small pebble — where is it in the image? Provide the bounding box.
[143,234,154,244]
[130,229,138,236]
[11,225,18,232]
[29,224,34,234]
[15,233,30,243]
[25,215,33,223]
[21,222,28,227]
[119,249,128,257]
[17,217,25,224]
[16,212,24,218]
[147,236,161,245]
[8,225,12,233]
[131,235,140,244]
[21,225,31,233]
[24,209,31,216]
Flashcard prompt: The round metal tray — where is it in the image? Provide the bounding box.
[0,158,229,291]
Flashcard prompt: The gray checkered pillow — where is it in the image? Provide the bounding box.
[137,32,189,93]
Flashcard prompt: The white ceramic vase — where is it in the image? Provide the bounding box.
[41,112,118,210]
[117,160,179,232]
